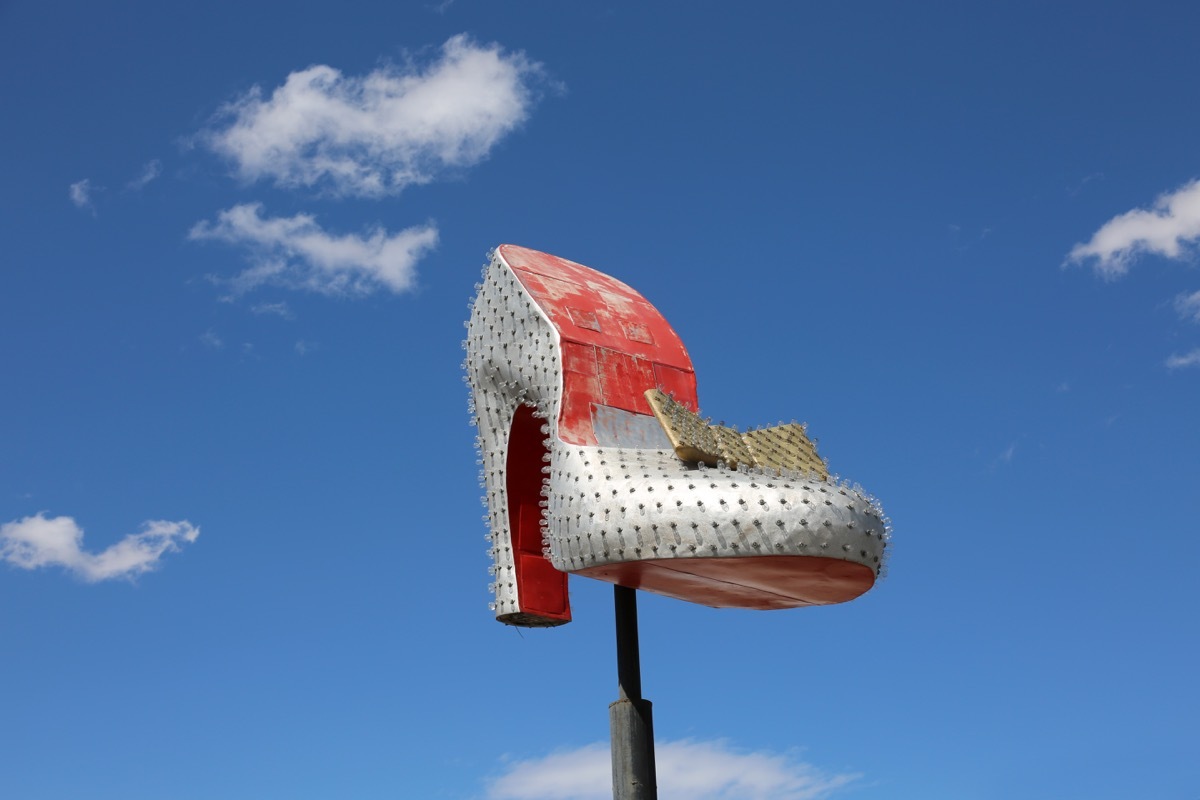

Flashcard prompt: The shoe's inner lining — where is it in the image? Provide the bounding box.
[503,403,571,624]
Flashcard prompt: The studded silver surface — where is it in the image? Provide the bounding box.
[465,249,890,623]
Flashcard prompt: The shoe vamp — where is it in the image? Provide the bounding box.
[544,444,885,570]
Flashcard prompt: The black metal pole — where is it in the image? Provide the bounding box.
[610,585,657,800]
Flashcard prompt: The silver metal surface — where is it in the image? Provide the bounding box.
[465,250,890,623]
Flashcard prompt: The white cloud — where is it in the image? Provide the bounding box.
[203,34,545,197]
[1174,290,1200,323]
[1165,348,1200,370]
[0,513,199,582]
[199,329,224,349]
[69,179,95,211]
[486,739,859,800]
[251,301,294,318]
[1066,179,1200,278]
[189,203,438,296]
[128,158,162,190]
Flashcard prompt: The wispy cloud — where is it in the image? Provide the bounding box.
[202,34,545,197]
[127,158,162,190]
[199,329,224,349]
[1,513,199,582]
[946,223,993,251]
[1066,178,1200,278]
[486,739,859,800]
[69,179,95,212]
[1067,171,1104,197]
[1174,290,1200,323]
[1165,348,1200,370]
[189,203,438,296]
[251,301,294,318]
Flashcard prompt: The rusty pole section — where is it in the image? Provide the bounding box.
[610,585,657,800]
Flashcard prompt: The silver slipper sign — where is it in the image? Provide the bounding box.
[465,244,890,627]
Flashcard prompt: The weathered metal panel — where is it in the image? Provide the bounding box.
[465,244,889,627]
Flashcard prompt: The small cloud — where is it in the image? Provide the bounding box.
[1165,348,1200,370]
[486,739,859,800]
[201,34,547,197]
[1065,178,1200,278]
[250,301,294,318]
[1174,290,1200,323]
[998,442,1017,464]
[946,223,992,251]
[0,513,199,582]
[294,339,317,356]
[199,329,224,349]
[127,158,162,190]
[1055,381,1070,393]
[1067,172,1104,196]
[69,179,96,212]
[189,203,438,296]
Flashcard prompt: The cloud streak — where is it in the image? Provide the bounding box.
[1174,290,1200,323]
[127,159,162,190]
[250,301,294,318]
[1166,348,1200,370]
[1,514,199,582]
[203,34,545,197]
[486,739,859,800]
[69,179,95,211]
[189,203,438,296]
[199,329,224,349]
[1066,179,1200,278]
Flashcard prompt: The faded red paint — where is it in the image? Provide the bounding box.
[498,244,698,446]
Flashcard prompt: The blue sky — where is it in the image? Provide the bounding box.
[2,1,1198,798]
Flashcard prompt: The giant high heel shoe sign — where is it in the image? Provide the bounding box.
[466,245,889,628]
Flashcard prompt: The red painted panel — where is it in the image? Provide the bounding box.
[568,307,602,332]
[506,404,571,622]
[499,244,693,371]
[653,364,699,412]
[518,554,570,615]
[622,320,654,345]
[559,373,602,446]
[559,341,597,376]
[598,348,658,415]
[497,245,699,441]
